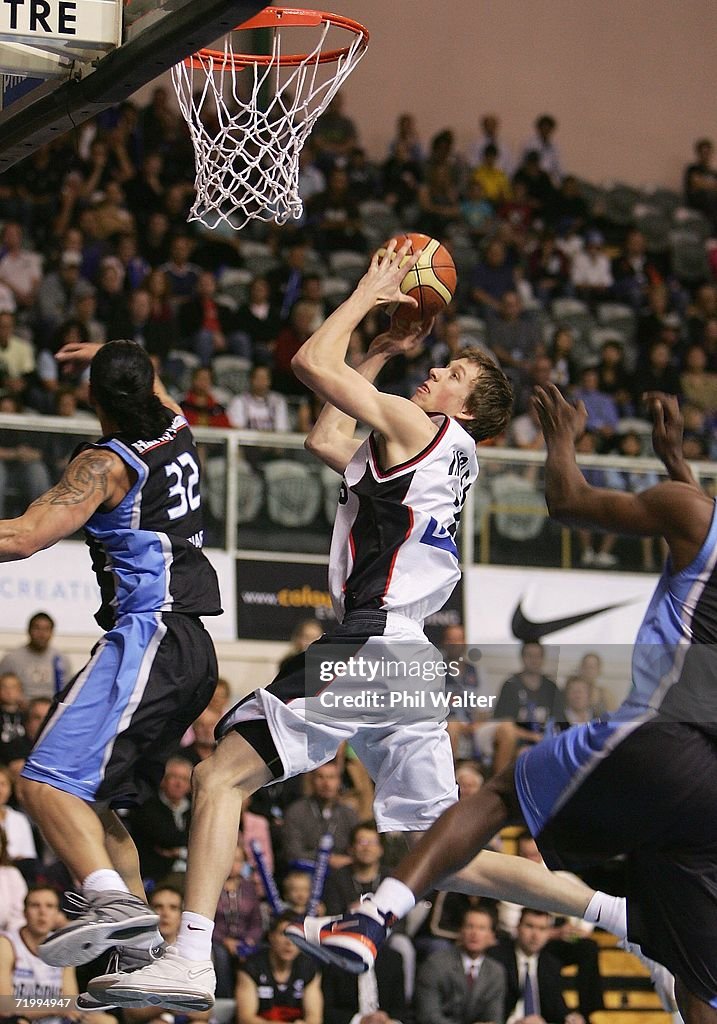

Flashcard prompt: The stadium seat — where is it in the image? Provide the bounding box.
[212,354,252,395]
[166,349,200,392]
[670,236,710,284]
[491,473,546,541]
[603,184,642,226]
[204,457,264,525]
[672,206,712,240]
[264,460,322,527]
[239,240,279,277]
[328,250,369,287]
[358,199,400,239]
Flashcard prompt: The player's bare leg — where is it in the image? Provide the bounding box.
[98,808,147,901]
[183,732,272,920]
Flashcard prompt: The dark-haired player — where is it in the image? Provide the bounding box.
[1,340,222,967]
[93,244,625,1011]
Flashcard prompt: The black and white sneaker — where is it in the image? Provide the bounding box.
[77,943,167,1010]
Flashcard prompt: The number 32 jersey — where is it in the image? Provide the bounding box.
[81,413,222,629]
[329,414,478,624]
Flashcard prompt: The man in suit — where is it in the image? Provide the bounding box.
[416,906,507,1024]
[488,909,585,1024]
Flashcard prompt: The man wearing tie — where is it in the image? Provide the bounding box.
[488,909,585,1024]
[416,907,507,1024]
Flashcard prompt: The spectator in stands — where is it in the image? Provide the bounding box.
[306,167,366,253]
[426,129,466,194]
[323,821,386,915]
[273,299,320,395]
[468,113,513,175]
[0,409,53,519]
[234,277,281,364]
[494,642,561,741]
[508,402,544,454]
[485,291,542,372]
[181,270,247,365]
[30,319,92,414]
[277,619,324,675]
[548,326,578,388]
[576,652,613,715]
[0,825,27,929]
[512,151,555,215]
[571,364,619,443]
[471,144,512,207]
[127,755,192,887]
[268,240,311,321]
[684,137,717,229]
[383,138,424,219]
[572,428,619,567]
[282,868,314,916]
[471,239,516,313]
[636,280,677,347]
[632,340,681,406]
[0,764,37,864]
[180,367,231,428]
[604,429,662,571]
[0,696,52,773]
[680,341,717,411]
[549,175,590,234]
[237,914,323,1024]
[0,613,71,703]
[160,234,201,305]
[347,147,378,203]
[35,250,93,343]
[418,164,462,239]
[116,232,151,291]
[74,288,105,345]
[461,180,495,242]
[0,674,25,750]
[388,112,424,164]
[489,908,583,1024]
[528,233,570,308]
[212,840,264,997]
[570,230,613,307]
[109,287,172,362]
[227,365,290,433]
[125,151,166,229]
[322,946,407,1024]
[312,92,358,169]
[441,623,519,772]
[0,310,34,402]
[556,675,599,726]
[0,222,43,314]
[141,211,172,268]
[297,141,327,212]
[686,282,717,346]
[596,339,634,416]
[94,256,128,327]
[417,906,507,1024]
[523,114,563,185]
[611,228,662,311]
[281,761,357,870]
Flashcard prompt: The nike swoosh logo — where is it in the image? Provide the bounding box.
[187,924,206,931]
[511,599,630,642]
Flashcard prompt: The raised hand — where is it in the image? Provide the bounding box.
[356,238,422,309]
[644,391,683,465]
[532,383,588,443]
[368,315,435,359]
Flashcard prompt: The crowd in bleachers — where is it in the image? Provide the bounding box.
[1,610,621,1024]
[0,96,715,479]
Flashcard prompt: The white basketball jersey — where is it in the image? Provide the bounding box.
[329,414,478,623]
[1,928,64,999]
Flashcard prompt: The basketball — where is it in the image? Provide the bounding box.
[381,232,457,323]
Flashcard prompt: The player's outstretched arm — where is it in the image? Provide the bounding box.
[292,242,436,453]
[0,448,131,561]
[534,384,712,567]
[56,341,183,417]
[305,318,435,473]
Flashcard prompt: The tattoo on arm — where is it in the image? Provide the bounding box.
[29,451,116,508]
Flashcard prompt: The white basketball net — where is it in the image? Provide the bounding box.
[171,18,367,231]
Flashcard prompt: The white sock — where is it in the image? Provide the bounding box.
[176,912,214,961]
[372,878,416,921]
[82,869,129,896]
[584,891,627,938]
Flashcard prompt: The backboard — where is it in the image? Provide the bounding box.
[0,0,268,172]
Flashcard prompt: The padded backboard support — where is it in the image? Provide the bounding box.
[0,0,267,171]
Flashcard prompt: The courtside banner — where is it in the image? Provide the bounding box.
[465,565,657,646]
[0,541,236,640]
[236,561,464,642]
[237,559,336,640]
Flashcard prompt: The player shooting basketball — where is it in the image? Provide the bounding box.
[79,242,631,1013]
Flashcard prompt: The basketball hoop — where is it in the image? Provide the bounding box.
[171,6,369,231]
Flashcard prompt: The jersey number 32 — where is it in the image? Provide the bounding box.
[165,452,201,520]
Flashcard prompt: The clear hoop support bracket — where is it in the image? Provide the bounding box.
[171,6,369,231]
